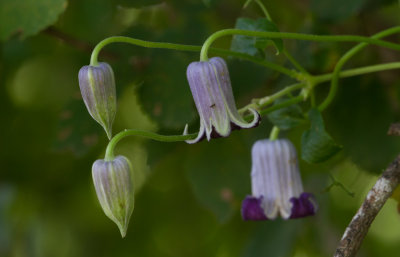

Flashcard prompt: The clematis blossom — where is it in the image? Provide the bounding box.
[92,155,134,237]
[183,57,260,144]
[241,139,317,220]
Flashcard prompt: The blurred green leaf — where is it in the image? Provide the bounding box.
[231,17,283,57]
[139,51,197,129]
[301,108,342,163]
[111,0,161,8]
[184,135,251,223]
[326,77,400,173]
[267,98,305,130]
[53,97,103,156]
[311,0,365,22]
[0,0,67,40]
[242,220,301,257]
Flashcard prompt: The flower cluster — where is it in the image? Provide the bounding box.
[78,56,316,237]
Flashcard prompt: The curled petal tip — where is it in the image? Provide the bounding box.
[183,122,205,144]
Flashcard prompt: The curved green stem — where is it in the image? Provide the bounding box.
[314,62,400,84]
[318,26,400,111]
[241,62,400,115]
[269,126,280,140]
[105,129,196,161]
[239,82,304,113]
[200,29,400,61]
[89,36,298,79]
[254,0,272,20]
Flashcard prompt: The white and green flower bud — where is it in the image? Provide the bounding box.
[78,62,116,139]
[92,155,134,237]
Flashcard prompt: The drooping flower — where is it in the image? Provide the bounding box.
[183,57,260,144]
[78,62,116,139]
[92,155,134,237]
[241,139,317,220]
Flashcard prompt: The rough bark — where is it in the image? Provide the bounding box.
[334,124,400,257]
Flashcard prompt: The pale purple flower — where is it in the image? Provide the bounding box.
[92,155,134,237]
[241,139,317,220]
[183,57,260,144]
[78,62,116,139]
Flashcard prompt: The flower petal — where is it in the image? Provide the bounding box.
[78,62,116,139]
[208,57,260,130]
[241,196,268,221]
[289,192,317,219]
[183,122,206,144]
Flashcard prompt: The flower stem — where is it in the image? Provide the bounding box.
[240,61,400,114]
[269,126,280,140]
[105,129,196,161]
[200,28,400,61]
[89,36,298,79]
[318,26,400,111]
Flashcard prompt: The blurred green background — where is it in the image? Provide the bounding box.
[1,0,400,256]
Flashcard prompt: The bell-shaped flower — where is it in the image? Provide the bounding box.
[183,57,260,144]
[78,62,116,139]
[241,139,317,220]
[92,155,134,237]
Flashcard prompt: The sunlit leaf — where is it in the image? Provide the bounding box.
[0,0,67,40]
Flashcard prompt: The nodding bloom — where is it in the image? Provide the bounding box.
[241,139,317,220]
[78,62,116,139]
[92,155,134,237]
[183,57,260,144]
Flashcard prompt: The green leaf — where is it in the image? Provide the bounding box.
[111,0,161,8]
[230,17,283,57]
[53,98,102,156]
[0,0,67,41]
[183,134,251,223]
[267,98,305,130]
[301,108,342,163]
[138,51,197,129]
[242,220,301,257]
[326,77,400,173]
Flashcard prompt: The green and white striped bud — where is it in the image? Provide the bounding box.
[78,62,116,139]
[92,155,134,237]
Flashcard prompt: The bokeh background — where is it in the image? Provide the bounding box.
[1,0,400,256]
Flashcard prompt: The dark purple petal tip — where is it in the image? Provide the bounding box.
[241,196,268,221]
[289,192,317,219]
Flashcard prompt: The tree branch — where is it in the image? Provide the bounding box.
[334,131,400,257]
